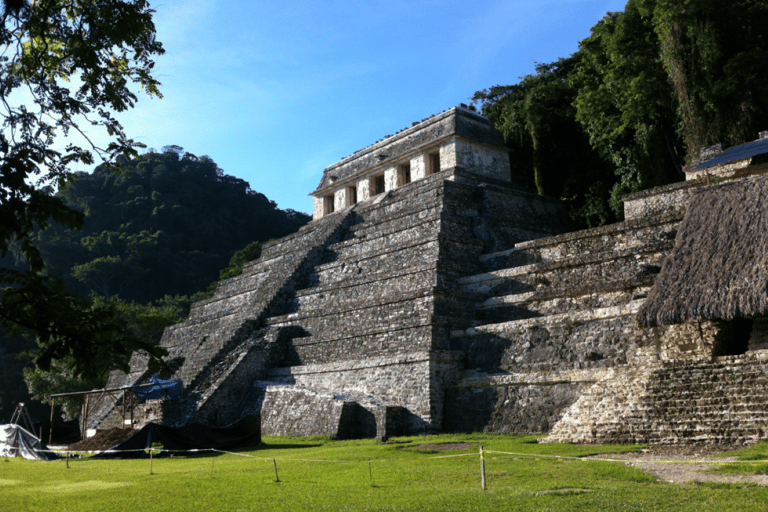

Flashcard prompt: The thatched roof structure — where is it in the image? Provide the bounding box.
[637,175,768,327]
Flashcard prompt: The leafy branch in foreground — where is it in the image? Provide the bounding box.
[0,0,167,379]
[1,270,167,381]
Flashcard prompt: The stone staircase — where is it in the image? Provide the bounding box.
[546,354,768,445]
[89,210,353,431]
[640,356,768,445]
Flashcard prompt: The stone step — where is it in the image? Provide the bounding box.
[592,418,768,432]
[343,200,445,243]
[271,326,437,366]
[473,285,653,325]
[286,273,483,326]
[513,212,680,266]
[188,289,261,323]
[281,281,451,327]
[458,241,671,299]
[339,174,459,236]
[338,202,444,243]
[263,289,453,355]
[644,396,768,408]
[643,407,768,419]
[477,211,681,272]
[457,299,644,338]
[647,401,768,413]
[646,382,768,393]
[451,301,645,372]
[259,226,330,260]
[477,247,541,272]
[310,236,441,289]
[646,378,768,392]
[650,368,768,379]
[642,425,768,437]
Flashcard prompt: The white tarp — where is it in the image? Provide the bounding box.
[0,424,60,461]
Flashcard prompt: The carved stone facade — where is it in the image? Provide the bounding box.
[90,108,768,446]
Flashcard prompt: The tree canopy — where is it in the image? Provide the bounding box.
[474,0,768,227]
[0,0,166,381]
[31,147,309,303]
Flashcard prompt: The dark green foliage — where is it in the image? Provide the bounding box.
[0,0,169,414]
[474,0,768,226]
[0,149,309,418]
[39,148,310,302]
[648,0,768,152]
[219,240,264,281]
[0,324,34,419]
[474,58,618,227]
[1,149,309,419]
[23,294,192,420]
[1,270,169,383]
[573,1,685,217]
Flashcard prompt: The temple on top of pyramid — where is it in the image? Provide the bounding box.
[310,105,512,219]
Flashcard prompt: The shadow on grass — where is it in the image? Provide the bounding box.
[250,443,324,450]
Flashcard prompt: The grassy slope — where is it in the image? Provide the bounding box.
[2,434,768,511]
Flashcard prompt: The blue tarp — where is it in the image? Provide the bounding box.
[132,376,182,401]
[695,136,768,169]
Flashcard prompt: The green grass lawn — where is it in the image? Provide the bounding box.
[713,441,768,476]
[3,434,768,511]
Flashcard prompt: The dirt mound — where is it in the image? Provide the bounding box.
[586,446,768,486]
[68,428,137,452]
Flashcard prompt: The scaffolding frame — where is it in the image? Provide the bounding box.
[48,382,159,444]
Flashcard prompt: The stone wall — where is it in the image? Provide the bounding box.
[256,170,570,434]
[441,179,688,436]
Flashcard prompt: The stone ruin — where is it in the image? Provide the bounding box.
[88,106,768,445]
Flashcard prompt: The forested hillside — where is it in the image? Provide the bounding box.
[0,147,310,422]
[474,0,768,227]
[22,146,310,303]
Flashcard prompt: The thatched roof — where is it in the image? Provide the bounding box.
[637,175,768,327]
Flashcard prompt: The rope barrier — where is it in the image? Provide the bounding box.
[26,445,768,469]
[483,449,761,466]
[429,453,479,459]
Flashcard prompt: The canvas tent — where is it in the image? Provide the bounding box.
[0,424,61,461]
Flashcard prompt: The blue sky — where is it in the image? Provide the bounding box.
[94,0,629,215]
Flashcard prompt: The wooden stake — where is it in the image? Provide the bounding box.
[369,459,373,486]
[149,447,154,475]
[48,397,55,446]
[480,445,486,491]
[66,452,69,469]
[273,458,280,482]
